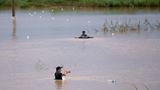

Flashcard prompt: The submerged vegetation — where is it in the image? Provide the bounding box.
[0,0,160,8]
[129,82,150,90]
[156,20,160,29]
[94,19,160,34]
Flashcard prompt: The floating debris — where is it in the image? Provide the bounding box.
[29,13,31,15]
[52,17,54,20]
[61,8,63,10]
[40,16,41,18]
[45,68,49,70]
[42,11,44,13]
[27,36,29,39]
[34,12,36,14]
[67,19,69,21]
[52,9,54,11]
[72,7,74,9]
[88,21,90,23]
[31,15,33,17]
[107,79,116,83]
[112,33,114,36]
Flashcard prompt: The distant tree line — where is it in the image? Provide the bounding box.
[0,0,159,8]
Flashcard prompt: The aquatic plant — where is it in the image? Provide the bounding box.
[129,82,150,90]
[95,19,158,34]
[143,84,149,90]
[94,29,99,34]
[156,20,160,29]
[129,82,138,90]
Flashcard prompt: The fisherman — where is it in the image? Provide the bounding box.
[80,31,88,38]
[55,66,71,80]
[74,31,94,39]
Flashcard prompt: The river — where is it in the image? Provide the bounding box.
[0,7,160,90]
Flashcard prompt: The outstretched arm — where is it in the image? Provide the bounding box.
[89,37,94,38]
[74,37,94,39]
[74,37,79,39]
[62,70,71,76]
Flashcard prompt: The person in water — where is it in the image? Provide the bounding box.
[55,66,71,80]
[80,31,88,37]
[74,31,94,39]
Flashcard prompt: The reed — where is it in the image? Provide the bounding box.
[95,19,158,34]
[156,20,160,29]
[129,82,150,90]
[143,84,149,90]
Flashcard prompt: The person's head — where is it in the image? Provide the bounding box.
[82,31,85,35]
[56,66,62,72]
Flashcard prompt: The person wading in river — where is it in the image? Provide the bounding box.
[80,31,88,38]
[55,66,71,80]
[74,31,94,39]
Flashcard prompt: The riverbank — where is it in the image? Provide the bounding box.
[0,0,160,8]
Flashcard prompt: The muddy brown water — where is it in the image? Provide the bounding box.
[0,7,160,90]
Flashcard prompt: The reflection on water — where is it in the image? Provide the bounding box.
[11,19,17,72]
[82,40,86,50]
[12,19,16,41]
[55,80,69,90]
[55,80,63,90]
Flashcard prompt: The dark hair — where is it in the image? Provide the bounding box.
[56,66,62,71]
[82,31,85,33]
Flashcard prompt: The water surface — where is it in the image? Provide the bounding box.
[0,7,160,90]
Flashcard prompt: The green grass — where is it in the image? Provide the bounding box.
[79,0,160,7]
[0,0,160,8]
